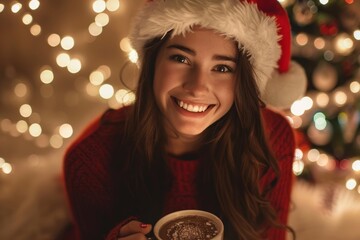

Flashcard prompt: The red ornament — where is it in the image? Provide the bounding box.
[344,0,354,5]
[319,20,338,36]
[342,60,353,77]
[294,129,311,152]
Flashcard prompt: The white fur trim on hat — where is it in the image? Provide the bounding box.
[129,0,281,94]
[129,0,308,109]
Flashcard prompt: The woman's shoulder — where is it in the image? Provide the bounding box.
[261,107,292,135]
[62,107,133,214]
[101,105,132,124]
[261,106,295,156]
[64,106,132,162]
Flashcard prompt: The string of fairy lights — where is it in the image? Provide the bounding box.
[0,0,360,196]
[0,0,136,175]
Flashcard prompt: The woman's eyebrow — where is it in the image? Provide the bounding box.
[213,55,237,63]
[167,44,236,63]
[167,44,195,55]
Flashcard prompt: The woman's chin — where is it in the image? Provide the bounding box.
[172,126,207,139]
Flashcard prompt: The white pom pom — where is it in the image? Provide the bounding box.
[262,61,307,109]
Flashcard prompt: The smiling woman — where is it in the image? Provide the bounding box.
[62,0,306,240]
[153,28,237,140]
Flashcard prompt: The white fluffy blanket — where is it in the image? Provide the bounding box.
[287,181,360,240]
[1,157,360,240]
[0,155,69,240]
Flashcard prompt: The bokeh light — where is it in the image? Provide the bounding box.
[29,0,40,10]
[346,178,357,190]
[89,22,103,36]
[106,0,120,11]
[60,36,75,50]
[56,53,71,67]
[99,84,114,99]
[95,13,109,27]
[59,124,73,139]
[2,163,13,174]
[30,24,41,36]
[90,70,105,86]
[40,68,54,84]
[11,2,22,13]
[28,123,42,137]
[48,33,61,47]
[14,83,28,97]
[296,33,309,46]
[334,33,354,56]
[19,104,32,118]
[50,135,63,149]
[354,30,360,40]
[16,120,28,133]
[350,81,360,93]
[92,0,106,13]
[67,58,82,73]
[22,13,33,25]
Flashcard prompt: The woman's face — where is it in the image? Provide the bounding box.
[153,28,237,138]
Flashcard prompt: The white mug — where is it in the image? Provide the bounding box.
[153,209,224,240]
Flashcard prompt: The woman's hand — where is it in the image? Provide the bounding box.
[118,220,153,240]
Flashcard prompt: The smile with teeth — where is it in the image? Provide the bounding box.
[176,99,210,113]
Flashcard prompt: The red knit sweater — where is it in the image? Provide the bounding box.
[62,106,295,240]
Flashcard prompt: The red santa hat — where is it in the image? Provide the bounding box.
[129,0,307,109]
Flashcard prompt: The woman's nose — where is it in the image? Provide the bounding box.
[183,67,209,95]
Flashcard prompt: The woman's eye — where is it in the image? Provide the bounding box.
[170,55,188,64]
[214,65,233,73]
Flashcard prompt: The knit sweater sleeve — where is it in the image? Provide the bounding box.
[62,108,134,240]
[261,108,295,240]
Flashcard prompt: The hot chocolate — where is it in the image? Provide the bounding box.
[158,215,219,240]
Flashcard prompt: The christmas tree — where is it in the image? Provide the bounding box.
[283,0,360,194]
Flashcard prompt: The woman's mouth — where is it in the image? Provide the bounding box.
[173,97,213,113]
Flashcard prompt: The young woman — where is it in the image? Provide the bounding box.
[63,0,307,239]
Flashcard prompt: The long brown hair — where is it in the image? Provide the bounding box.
[124,33,291,239]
